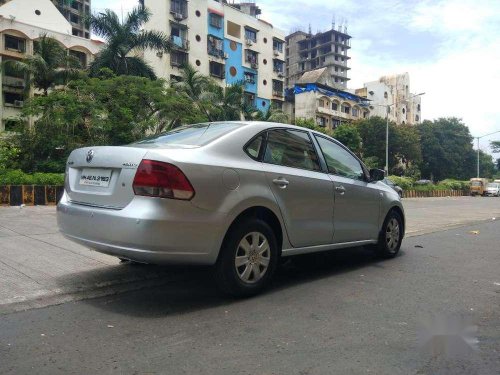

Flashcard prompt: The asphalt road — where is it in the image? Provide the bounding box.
[1,220,499,375]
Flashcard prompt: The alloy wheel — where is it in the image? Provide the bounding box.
[235,232,271,284]
[385,218,400,253]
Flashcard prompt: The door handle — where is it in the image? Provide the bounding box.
[273,178,289,188]
[335,185,346,195]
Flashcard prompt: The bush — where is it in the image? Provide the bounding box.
[0,169,64,185]
[438,179,469,190]
[388,175,414,190]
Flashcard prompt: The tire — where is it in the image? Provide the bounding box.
[214,218,279,297]
[375,210,404,259]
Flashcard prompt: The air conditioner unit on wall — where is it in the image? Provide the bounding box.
[245,39,253,46]
[278,72,284,78]
[251,63,258,69]
[223,53,229,59]
[273,51,279,56]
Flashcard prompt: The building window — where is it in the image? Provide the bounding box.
[244,72,255,84]
[273,38,283,53]
[170,51,188,67]
[273,59,284,73]
[244,28,257,42]
[384,91,388,99]
[363,111,369,118]
[352,107,359,117]
[342,104,351,114]
[402,107,406,114]
[245,49,258,67]
[227,21,241,38]
[417,104,421,111]
[332,102,338,111]
[332,119,341,129]
[272,80,283,97]
[207,35,223,57]
[209,61,224,79]
[316,117,327,127]
[209,13,222,29]
[318,99,324,108]
[171,0,187,17]
[69,50,87,67]
[244,92,255,106]
[271,100,283,110]
[5,35,26,53]
[415,115,419,121]
[70,13,80,24]
[4,92,24,106]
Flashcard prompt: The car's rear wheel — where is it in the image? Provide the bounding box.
[375,210,403,258]
[214,218,278,297]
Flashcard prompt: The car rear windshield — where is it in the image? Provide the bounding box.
[487,183,498,188]
[133,122,243,146]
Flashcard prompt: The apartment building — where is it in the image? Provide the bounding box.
[356,73,422,125]
[286,27,351,90]
[0,0,102,131]
[0,0,91,38]
[287,67,370,130]
[142,0,286,112]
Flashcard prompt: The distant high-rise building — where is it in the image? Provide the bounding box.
[0,0,91,38]
[286,27,351,89]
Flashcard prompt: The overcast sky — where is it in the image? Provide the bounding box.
[93,0,500,153]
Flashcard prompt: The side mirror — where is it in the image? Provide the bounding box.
[369,168,385,182]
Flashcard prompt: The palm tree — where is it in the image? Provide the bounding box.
[3,34,81,96]
[89,6,172,79]
[253,107,290,123]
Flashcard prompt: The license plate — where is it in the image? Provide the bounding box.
[79,168,112,187]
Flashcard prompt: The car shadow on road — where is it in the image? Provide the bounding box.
[73,246,405,318]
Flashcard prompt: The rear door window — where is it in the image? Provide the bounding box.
[263,129,320,171]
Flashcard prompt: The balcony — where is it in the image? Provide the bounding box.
[2,76,25,89]
[170,36,189,51]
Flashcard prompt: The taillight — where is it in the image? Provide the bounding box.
[132,160,195,200]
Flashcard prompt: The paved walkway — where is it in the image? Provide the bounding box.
[1,196,500,313]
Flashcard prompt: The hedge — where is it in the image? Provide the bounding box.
[388,176,470,192]
[0,169,65,186]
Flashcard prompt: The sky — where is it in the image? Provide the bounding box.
[93,0,500,154]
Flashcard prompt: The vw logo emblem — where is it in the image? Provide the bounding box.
[86,150,95,163]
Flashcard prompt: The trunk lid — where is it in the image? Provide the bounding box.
[65,146,148,209]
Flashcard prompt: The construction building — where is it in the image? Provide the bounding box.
[285,26,351,90]
[142,0,286,112]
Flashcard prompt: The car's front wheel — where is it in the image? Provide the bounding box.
[375,210,404,258]
[214,218,278,297]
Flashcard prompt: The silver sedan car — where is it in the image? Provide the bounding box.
[58,122,405,296]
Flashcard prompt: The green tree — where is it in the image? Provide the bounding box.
[89,6,172,79]
[251,106,289,123]
[417,118,475,180]
[3,34,81,95]
[491,140,500,153]
[17,75,194,172]
[332,124,362,154]
[477,150,496,178]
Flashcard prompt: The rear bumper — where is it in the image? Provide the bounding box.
[57,193,228,265]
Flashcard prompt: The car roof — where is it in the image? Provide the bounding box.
[215,120,335,138]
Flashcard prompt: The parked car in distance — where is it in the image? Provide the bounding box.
[470,178,489,196]
[415,179,433,185]
[484,183,500,197]
[382,178,403,198]
[57,122,405,297]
